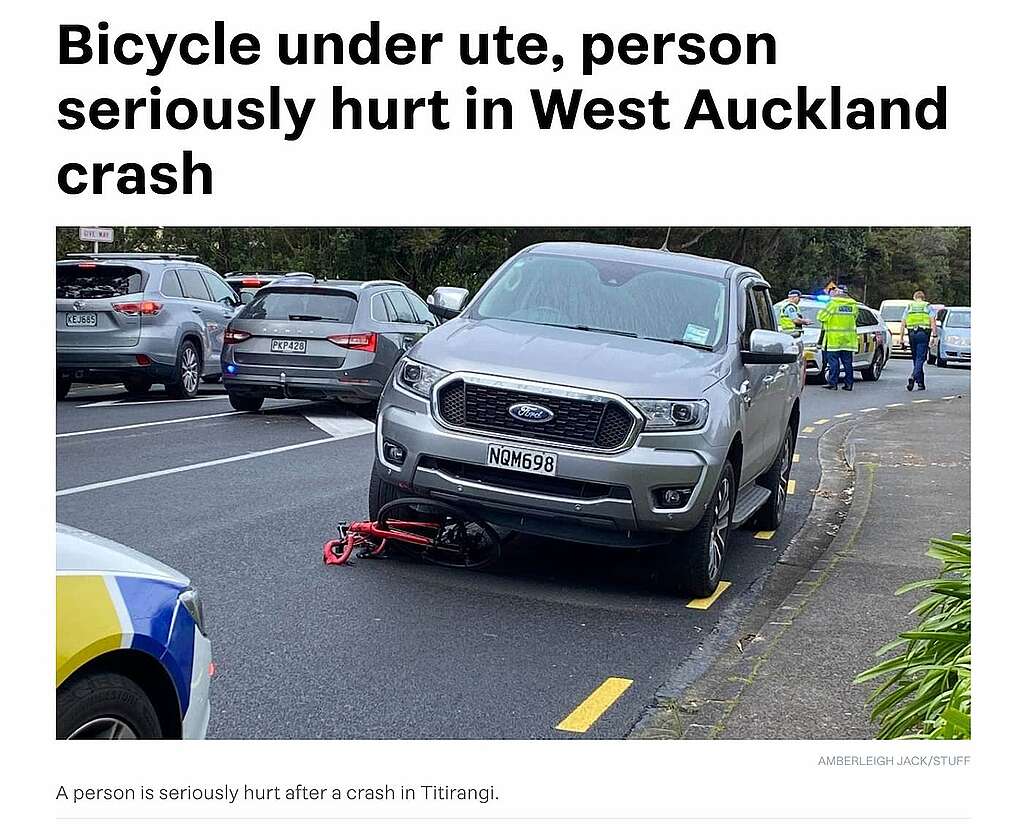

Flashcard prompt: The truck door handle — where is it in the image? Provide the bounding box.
[191,307,203,314]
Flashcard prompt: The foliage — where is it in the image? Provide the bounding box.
[56,226,970,306]
[854,533,971,739]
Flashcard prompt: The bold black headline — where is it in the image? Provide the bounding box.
[56,21,948,195]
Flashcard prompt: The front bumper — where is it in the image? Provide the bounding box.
[181,629,212,740]
[377,384,727,546]
[941,346,971,363]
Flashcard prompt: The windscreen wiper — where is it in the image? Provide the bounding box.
[288,314,341,321]
[644,337,714,351]
[569,325,638,338]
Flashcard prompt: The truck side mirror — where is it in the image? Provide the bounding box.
[742,329,801,365]
[427,286,470,320]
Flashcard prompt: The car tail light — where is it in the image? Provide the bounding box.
[224,328,252,343]
[112,300,162,316]
[77,262,97,268]
[135,355,152,366]
[328,332,377,352]
[241,278,263,287]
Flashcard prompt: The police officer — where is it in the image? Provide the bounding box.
[817,284,859,390]
[899,290,937,391]
[778,289,810,334]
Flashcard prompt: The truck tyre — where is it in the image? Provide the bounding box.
[57,377,72,400]
[166,340,201,399]
[228,392,264,413]
[657,460,735,598]
[57,671,162,739]
[368,462,406,519]
[753,428,794,530]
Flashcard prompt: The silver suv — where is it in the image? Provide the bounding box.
[56,253,240,399]
[370,242,803,597]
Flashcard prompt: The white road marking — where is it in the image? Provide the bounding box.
[57,402,311,438]
[943,395,957,400]
[886,403,904,408]
[59,410,242,438]
[912,399,932,404]
[78,395,227,408]
[57,435,355,497]
[304,413,377,439]
[860,407,879,412]
[834,412,852,418]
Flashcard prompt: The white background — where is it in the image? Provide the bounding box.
[4,0,1019,825]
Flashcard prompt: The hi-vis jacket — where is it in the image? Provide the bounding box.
[817,296,859,351]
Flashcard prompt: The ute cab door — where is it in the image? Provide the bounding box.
[736,281,777,483]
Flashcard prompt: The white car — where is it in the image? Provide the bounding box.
[56,525,213,739]
[775,295,889,383]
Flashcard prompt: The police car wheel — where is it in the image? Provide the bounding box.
[860,351,883,382]
[57,671,163,739]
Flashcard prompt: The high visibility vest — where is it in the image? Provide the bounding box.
[778,302,799,331]
[818,296,859,351]
[906,300,931,329]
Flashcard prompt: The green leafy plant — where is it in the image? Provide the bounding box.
[854,532,970,739]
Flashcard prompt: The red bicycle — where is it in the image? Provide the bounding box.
[323,498,502,570]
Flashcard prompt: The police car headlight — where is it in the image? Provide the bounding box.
[633,399,709,431]
[178,587,206,637]
[946,335,966,346]
[395,358,449,398]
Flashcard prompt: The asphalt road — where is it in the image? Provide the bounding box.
[55,361,971,739]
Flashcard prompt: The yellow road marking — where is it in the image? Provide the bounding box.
[802,426,815,433]
[787,479,797,495]
[813,418,830,425]
[834,412,852,418]
[555,677,634,733]
[754,530,775,540]
[792,453,800,463]
[686,580,732,610]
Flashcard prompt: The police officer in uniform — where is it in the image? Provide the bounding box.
[778,289,811,334]
[900,290,937,391]
[817,285,859,390]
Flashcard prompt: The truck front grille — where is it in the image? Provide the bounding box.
[435,379,637,451]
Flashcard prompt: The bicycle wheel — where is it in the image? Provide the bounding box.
[375,498,502,570]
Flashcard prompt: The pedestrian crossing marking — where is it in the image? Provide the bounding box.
[555,677,634,733]
[754,530,775,540]
[813,418,830,425]
[802,426,815,433]
[686,580,732,610]
[787,479,797,495]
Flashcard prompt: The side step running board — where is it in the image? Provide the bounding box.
[731,483,772,526]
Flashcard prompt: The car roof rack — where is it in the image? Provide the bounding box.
[65,252,200,261]
[358,279,407,288]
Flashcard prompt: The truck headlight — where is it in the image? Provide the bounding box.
[632,399,709,431]
[395,358,449,398]
[178,587,206,637]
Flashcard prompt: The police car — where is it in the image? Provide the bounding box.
[56,525,213,739]
[774,295,889,382]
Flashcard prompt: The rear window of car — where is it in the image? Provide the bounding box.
[880,305,907,322]
[238,288,358,323]
[56,263,145,299]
